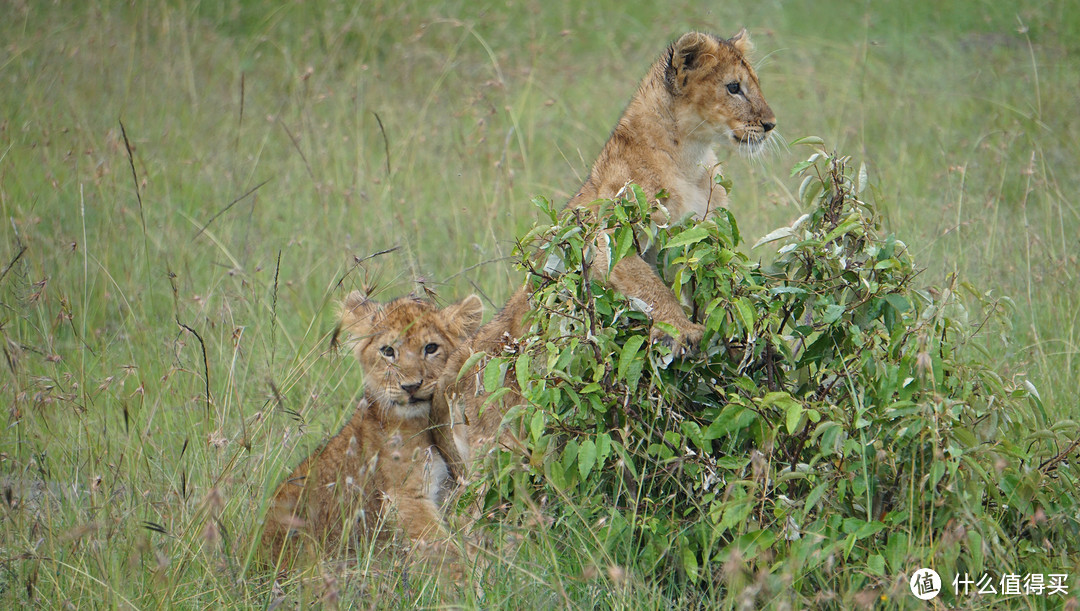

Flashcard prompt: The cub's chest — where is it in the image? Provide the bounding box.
[376,420,449,507]
[660,150,726,221]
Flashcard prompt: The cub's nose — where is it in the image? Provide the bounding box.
[761,120,776,133]
[400,381,422,395]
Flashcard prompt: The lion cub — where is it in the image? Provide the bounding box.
[261,292,483,569]
[432,30,777,479]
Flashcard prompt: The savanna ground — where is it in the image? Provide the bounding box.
[1,0,1078,608]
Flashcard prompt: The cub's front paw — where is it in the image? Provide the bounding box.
[649,321,705,359]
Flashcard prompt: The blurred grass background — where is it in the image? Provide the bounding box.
[1,0,1077,607]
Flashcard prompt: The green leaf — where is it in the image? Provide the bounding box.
[714,172,734,195]
[734,297,756,333]
[770,286,809,297]
[580,382,601,394]
[721,496,754,531]
[596,433,611,464]
[680,544,700,582]
[680,421,709,453]
[530,410,546,443]
[790,135,825,146]
[716,208,742,246]
[855,520,885,539]
[578,439,597,480]
[929,461,946,487]
[760,391,799,409]
[455,350,487,382]
[813,421,845,456]
[967,530,984,575]
[731,529,776,558]
[546,460,567,490]
[867,554,885,575]
[823,304,845,324]
[822,217,862,244]
[841,518,866,535]
[515,352,531,392]
[662,225,711,250]
[752,226,796,249]
[617,335,647,384]
[705,405,756,439]
[611,441,638,479]
[885,534,907,572]
[789,159,815,177]
[562,439,579,477]
[800,177,824,207]
[802,482,829,519]
[786,402,804,434]
[884,293,909,313]
[613,225,635,268]
[532,195,557,222]
[715,457,749,469]
[480,386,512,413]
[483,356,507,392]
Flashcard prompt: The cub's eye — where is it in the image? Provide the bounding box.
[379,346,395,358]
[726,81,741,95]
[424,343,439,355]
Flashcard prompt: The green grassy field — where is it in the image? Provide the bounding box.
[1,0,1078,608]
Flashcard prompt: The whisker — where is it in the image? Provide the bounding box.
[763,136,776,161]
[754,48,786,72]
[771,130,789,154]
[687,117,710,137]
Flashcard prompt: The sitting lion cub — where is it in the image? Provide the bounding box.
[261,292,483,570]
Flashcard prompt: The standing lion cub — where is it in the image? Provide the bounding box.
[431,30,777,480]
[261,292,482,571]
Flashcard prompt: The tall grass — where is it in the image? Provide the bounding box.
[1,0,1077,607]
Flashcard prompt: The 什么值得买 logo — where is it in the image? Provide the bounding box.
[909,568,941,600]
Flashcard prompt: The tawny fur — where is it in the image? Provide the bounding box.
[432,30,776,480]
[260,293,482,571]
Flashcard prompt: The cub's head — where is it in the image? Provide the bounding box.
[337,292,483,416]
[665,30,776,154]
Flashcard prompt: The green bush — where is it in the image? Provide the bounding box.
[467,141,1080,606]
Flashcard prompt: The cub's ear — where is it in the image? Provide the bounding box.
[668,31,716,93]
[338,290,381,341]
[442,294,484,338]
[671,31,713,70]
[728,28,754,57]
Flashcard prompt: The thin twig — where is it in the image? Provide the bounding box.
[271,249,280,365]
[280,121,318,192]
[332,246,401,291]
[463,276,494,308]
[118,120,146,236]
[440,256,513,282]
[1039,437,1080,474]
[193,178,270,240]
[119,120,152,289]
[0,243,27,288]
[235,72,245,152]
[167,266,212,416]
[371,111,391,178]
[177,318,212,416]
[268,378,304,425]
